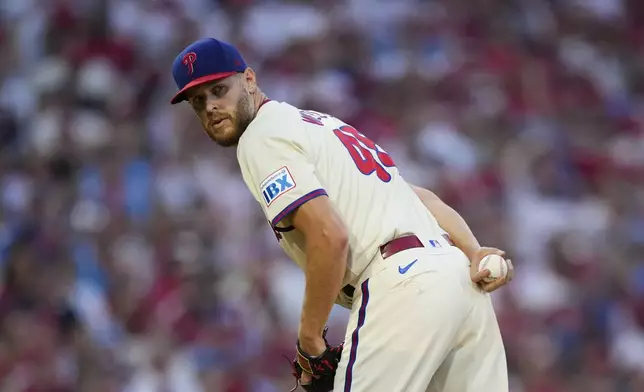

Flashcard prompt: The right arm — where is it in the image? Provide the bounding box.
[238,123,348,355]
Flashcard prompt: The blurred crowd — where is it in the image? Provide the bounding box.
[1,0,644,391]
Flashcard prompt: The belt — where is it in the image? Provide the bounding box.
[341,234,454,298]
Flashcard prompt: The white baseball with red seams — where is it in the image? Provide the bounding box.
[478,254,508,283]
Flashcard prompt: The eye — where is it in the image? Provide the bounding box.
[191,95,205,108]
[213,85,227,97]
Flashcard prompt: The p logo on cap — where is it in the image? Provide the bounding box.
[182,52,197,75]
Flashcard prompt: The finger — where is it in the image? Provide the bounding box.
[482,280,504,293]
[484,270,515,292]
[471,269,490,283]
[506,259,514,281]
[483,274,510,292]
[494,249,506,257]
[301,372,313,384]
[473,249,505,266]
[480,247,505,257]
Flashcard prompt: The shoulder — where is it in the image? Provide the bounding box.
[248,101,302,135]
[238,101,310,152]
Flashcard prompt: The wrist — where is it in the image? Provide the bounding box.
[298,334,326,356]
[299,319,326,339]
[463,245,481,262]
[299,327,323,343]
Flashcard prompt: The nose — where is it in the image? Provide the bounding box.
[206,97,220,113]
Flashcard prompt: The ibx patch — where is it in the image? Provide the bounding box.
[260,166,296,206]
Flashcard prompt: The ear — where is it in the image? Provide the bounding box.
[243,68,258,93]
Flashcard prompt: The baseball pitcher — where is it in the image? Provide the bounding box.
[170,38,514,392]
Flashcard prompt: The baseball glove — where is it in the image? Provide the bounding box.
[285,328,344,392]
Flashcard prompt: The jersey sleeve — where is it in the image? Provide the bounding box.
[238,126,327,227]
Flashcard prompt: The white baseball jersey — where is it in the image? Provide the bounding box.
[237,101,509,391]
[236,100,445,288]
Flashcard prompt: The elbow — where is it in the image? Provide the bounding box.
[326,224,349,255]
[317,222,349,258]
[336,228,349,254]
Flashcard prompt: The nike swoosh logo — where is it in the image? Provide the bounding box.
[398,259,418,275]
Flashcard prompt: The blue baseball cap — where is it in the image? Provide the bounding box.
[170,38,247,104]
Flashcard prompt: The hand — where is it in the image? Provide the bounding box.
[301,371,313,385]
[469,247,514,293]
[297,335,327,386]
[287,328,342,392]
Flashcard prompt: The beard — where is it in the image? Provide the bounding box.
[211,93,254,147]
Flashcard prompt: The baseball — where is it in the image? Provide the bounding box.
[478,254,508,283]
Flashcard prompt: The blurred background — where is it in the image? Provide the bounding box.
[1,0,644,391]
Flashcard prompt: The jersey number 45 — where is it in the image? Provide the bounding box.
[333,125,396,182]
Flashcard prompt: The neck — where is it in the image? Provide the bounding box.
[253,89,268,118]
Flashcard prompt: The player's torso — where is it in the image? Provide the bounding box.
[241,102,444,284]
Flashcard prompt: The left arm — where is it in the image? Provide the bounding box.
[410,183,514,292]
[409,184,481,260]
[292,196,349,354]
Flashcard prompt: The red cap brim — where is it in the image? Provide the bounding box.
[170,71,238,104]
